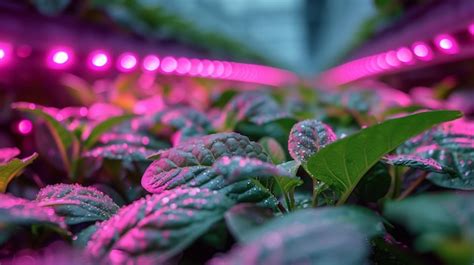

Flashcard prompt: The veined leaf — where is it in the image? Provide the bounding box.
[209,206,384,265]
[83,144,157,162]
[384,193,474,265]
[13,103,80,173]
[305,110,462,204]
[0,153,38,193]
[83,114,134,149]
[142,133,277,207]
[36,184,119,225]
[382,154,451,174]
[87,188,233,264]
[288,119,337,164]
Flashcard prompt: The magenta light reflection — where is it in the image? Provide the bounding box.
[160,56,177,73]
[412,42,433,61]
[396,47,414,63]
[435,34,459,54]
[143,55,160,71]
[469,24,474,36]
[0,41,12,65]
[189,59,203,76]
[18,119,33,135]
[176,58,191,74]
[117,52,138,72]
[88,50,110,70]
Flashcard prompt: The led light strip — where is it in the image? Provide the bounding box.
[0,43,297,87]
[319,23,474,86]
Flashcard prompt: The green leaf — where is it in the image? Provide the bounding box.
[225,204,274,243]
[142,133,278,207]
[0,193,66,230]
[87,188,233,264]
[73,224,99,248]
[288,119,337,164]
[384,193,474,265]
[13,103,79,173]
[36,184,119,225]
[305,110,462,204]
[209,206,384,265]
[0,153,38,193]
[353,162,391,203]
[259,137,286,164]
[83,114,134,149]
[382,154,451,174]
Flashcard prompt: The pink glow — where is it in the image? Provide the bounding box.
[396,47,414,63]
[47,48,73,69]
[189,59,203,76]
[117,52,138,72]
[143,55,160,71]
[200,60,214,77]
[469,24,474,35]
[88,50,110,70]
[161,56,177,73]
[0,42,12,65]
[18,119,33,135]
[17,45,32,58]
[212,61,224,77]
[385,51,401,67]
[435,34,459,54]
[376,54,389,70]
[412,42,433,61]
[176,58,191,74]
[222,62,233,78]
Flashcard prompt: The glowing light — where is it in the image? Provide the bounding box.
[143,55,160,71]
[18,119,33,135]
[200,60,214,77]
[53,51,69,64]
[189,59,203,76]
[212,61,224,77]
[117,52,138,72]
[396,47,414,63]
[176,58,191,74]
[161,56,177,73]
[435,34,459,54]
[0,42,12,65]
[88,50,110,70]
[17,45,32,58]
[385,51,401,67]
[412,42,433,61]
[469,24,474,35]
[47,48,73,69]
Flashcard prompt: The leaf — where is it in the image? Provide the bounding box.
[353,162,391,203]
[209,206,384,265]
[0,153,38,193]
[259,137,286,164]
[13,103,79,173]
[83,144,157,162]
[87,188,233,264]
[0,193,66,228]
[397,119,474,190]
[73,224,99,248]
[305,110,462,204]
[0,147,20,164]
[225,204,274,243]
[83,114,134,149]
[384,193,474,265]
[142,133,277,207]
[382,154,451,174]
[288,119,337,164]
[36,184,119,225]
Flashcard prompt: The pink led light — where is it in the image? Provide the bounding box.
[189,59,203,76]
[0,41,12,65]
[412,42,433,61]
[117,52,138,72]
[143,55,160,71]
[17,119,33,135]
[385,51,401,67]
[176,58,191,74]
[200,60,214,77]
[434,34,459,54]
[16,45,32,58]
[212,61,224,77]
[222,62,233,78]
[88,50,110,70]
[161,56,177,73]
[47,47,73,69]
[396,47,414,63]
[469,24,474,35]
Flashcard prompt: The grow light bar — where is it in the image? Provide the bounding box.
[0,42,296,87]
[319,23,474,86]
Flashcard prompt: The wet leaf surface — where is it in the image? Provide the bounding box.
[36,184,119,225]
[87,188,233,264]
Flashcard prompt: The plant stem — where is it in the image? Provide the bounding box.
[397,172,428,200]
[276,201,287,214]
